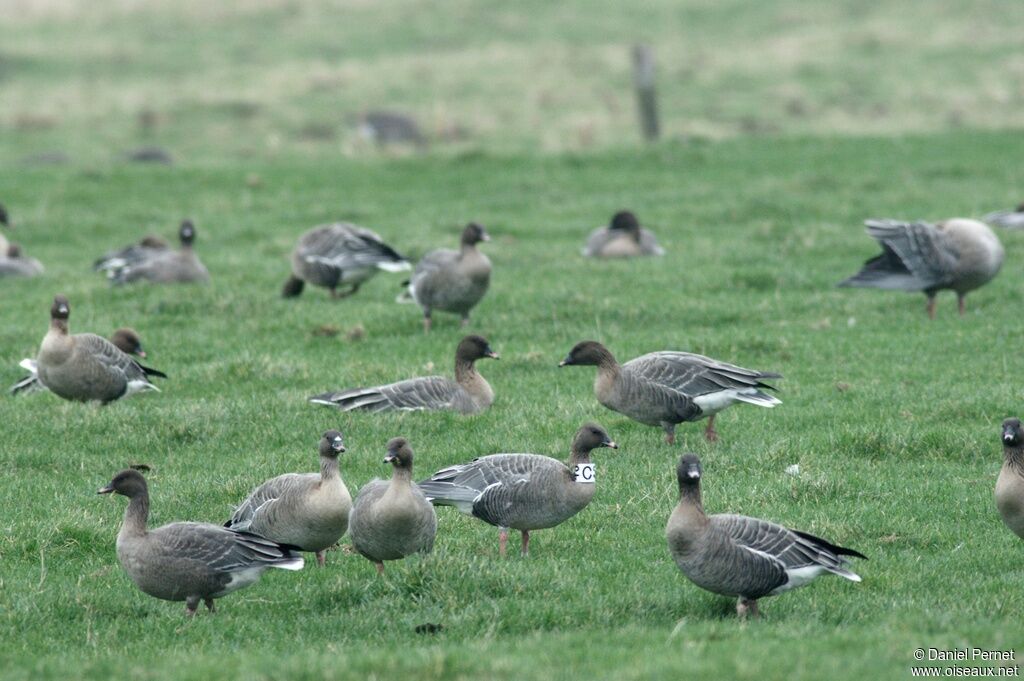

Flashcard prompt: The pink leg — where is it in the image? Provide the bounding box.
[521,530,530,557]
[957,294,966,316]
[926,296,936,319]
[375,561,384,575]
[664,425,676,445]
[736,598,759,619]
[316,551,326,567]
[499,529,508,557]
[704,415,719,443]
[423,315,432,334]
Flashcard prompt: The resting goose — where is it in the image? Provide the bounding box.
[226,430,352,566]
[996,418,1024,541]
[582,210,664,258]
[94,235,170,273]
[402,222,491,333]
[35,295,166,403]
[107,220,209,284]
[309,335,498,414]
[0,203,9,253]
[666,454,866,618]
[99,469,304,616]
[348,437,437,573]
[559,340,781,444]
[0,243,43,277]
[12,327,146,395]
[838,218,1004,318]
[282,223,410,299]
[418,423,617,557]
[984,203,1024,230]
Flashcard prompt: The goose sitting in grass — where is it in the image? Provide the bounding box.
[94,235,169,273]
[984,203,1024,230]
[309,335,499,414]
[226,430,352,566]
[348,437,436,574]
[281,223,410,299]
[0,243,44,277]
[666,454,866,619]
[103,220,209,284]
[996,418,1024,541]
[582,210,664,258]
[99,469,304,616]
[418,423,617,557]
[838,218,1003,318]
[12,327,147,395]
[35,295,165,403]
[559,340,781,444]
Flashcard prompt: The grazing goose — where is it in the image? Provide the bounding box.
[0,243,44,277]
[984,203,1024,230]
[12,327,146,395]
[309,335,499,414]
[838,218,1004,318]
[402,222,491,333]
[35,295,166,403]
[559,341,781,444]
[666,454,866,618]
[348,437,437,573]
[226,431,352,566]
[99,469,304,616]
[996,418,1024,540]
[418,423,617,557]
[582,210,665,258]
[106,220,209,284]
[94,235,170,273]
[282,223,410,299]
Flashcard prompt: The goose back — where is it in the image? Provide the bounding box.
[292,223,408,290]
[310,375,483,414]
[38,332,163,403]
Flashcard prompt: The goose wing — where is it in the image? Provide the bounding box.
[309,375,460,412]
[839,219,957,291]
[151,522,303,571]
[300,224,408,272]
[624,352,780,397]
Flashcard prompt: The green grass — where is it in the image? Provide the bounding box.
[2,129,1024,680]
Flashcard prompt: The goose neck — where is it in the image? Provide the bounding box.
[122,494,149,538]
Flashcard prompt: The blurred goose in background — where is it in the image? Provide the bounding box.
[94,235,169,273]
[996,418,1024,541]
[0,243,43,277]
[984,203,1024,230]
[348,438,436,573]
[358,111,427,149]
[104,220,209,284]
[666,454,866,619]
[309,335,499,414]
[559,340,781,444]
[35,295,165,403]
[99,469,304,616]
[582,210,664,258]
[400,222,491,333]
[0,203,10,252]
[838,218,1003,318]
[226,430,352,566]
[12,327,146,395]
[419,423,617,557]
[281,223,410,299]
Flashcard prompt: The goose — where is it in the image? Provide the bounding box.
[281,223,410,299]
[99,469,304,616]
[996,418,1024,540]
[582,210,664,258]
[226,430,352,566]
[559,340,781,444]
[106,220,209,284]
[94,234,169,273]
[348,437,437,573]
[984,203,1024,230]
[418,423,617,557]
[666,454,866,618]
[35,295,166,403]
[401,222,491,333]
[309,335,498,414]
[838,218,1004,318]
[12,327,146,395]
[0,204,9,252]
[0,243,44,277]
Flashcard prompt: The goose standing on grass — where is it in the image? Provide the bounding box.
[418,423,617,557]
[105,220,209,284]
[226,431,352,566]
[666,454,866,619]
[281,223,410,299]
[401,222,491,333]
[0,243,44,277]
[12,327,147,395]
[310,335,499,414]
[559,341,781,444]
[582,210,664,258]
[984,203,1024,230]
[348,437,436,573]
[35,295,166,403]
[996,418,1024,540]
[99,469,304,616]
[838,218,1003,318]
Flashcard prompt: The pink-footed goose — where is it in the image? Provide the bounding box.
[0,243,44,277]
[997,418,1024,541]
[105,220,209,284]
[12,327,146,395]
[582,210,664,258]
[984,203,1024,230]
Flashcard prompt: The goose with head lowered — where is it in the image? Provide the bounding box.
[582,210,664,258]
[309,335,499,414]
[226,431,352,566]
[418,423,617,557]
[666,454,866,619]
[559,340,781,444]
[12,327,147,395]
[99,469,304,616]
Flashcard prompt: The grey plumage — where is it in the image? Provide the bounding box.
[94,235,170,272]
[282,223,409,299]
[996,418,1024,541]
[582,210,664,258]
[0,244,43,277]
[984,204,1024,230]
[666,454,865,618]
[106,221,209,284]
[418,423,617,556]
[12,327,146,396]
[358,111,426,148]
[99,469,303,616]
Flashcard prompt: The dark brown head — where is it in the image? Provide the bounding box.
[98,469,148,498]
[51,295,70,321]
[460,222,490,246]
[559,340,615,367]
[572,422,618,453]
[610,210,641,237]
[676,453,702,489]
[110,328,145,357]
[455,335,499,363]
[319,430,347,458]
[1016,202,1024,213]
[282,275,305,298]
[7,243,21,258]
[179,220,196,246]
[383,437,414,469]
[1003,418,1023,448]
